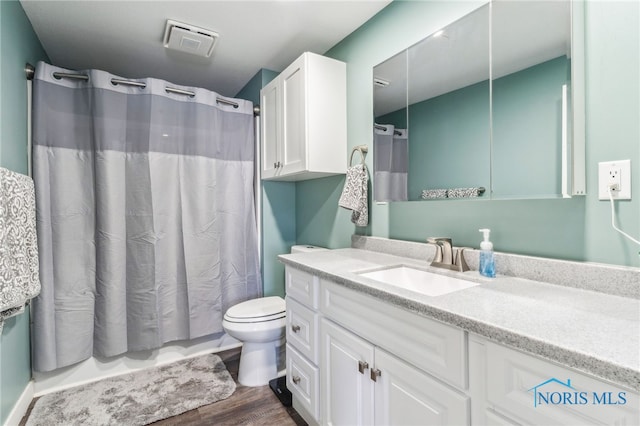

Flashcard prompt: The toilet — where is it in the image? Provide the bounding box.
[223,296,286,386]
[222,244,327,387]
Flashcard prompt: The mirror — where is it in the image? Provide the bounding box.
[373,0,584,202]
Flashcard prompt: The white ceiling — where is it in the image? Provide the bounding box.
[20,0,391,97]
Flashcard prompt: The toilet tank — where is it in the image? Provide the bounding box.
[290,245,328,254]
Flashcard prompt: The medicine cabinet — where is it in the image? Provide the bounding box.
[373,0,585,201]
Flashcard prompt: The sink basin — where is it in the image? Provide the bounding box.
[358,265,480,297]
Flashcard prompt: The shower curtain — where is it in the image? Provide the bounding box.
[374,125,408,201]
[31,62,262,372]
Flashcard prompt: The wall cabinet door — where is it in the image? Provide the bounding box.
[260,81,279,178]
[280,61,306,176]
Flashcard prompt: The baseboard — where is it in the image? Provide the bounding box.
[4,380,34,426]
[293,396,320,426]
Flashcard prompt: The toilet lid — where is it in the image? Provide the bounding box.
[224,296,285,323]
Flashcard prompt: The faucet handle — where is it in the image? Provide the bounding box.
[426,238,444,262]
[427,237,454,264]
[454,247,471,272]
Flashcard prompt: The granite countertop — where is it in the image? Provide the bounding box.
[279,248,640,392]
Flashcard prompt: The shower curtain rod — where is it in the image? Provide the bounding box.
[25,63,260,116]
[374,123,403,136]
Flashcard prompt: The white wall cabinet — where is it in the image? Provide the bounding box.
[260,52,346,181]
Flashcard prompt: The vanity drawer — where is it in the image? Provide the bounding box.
[320,279,467,389]
[286,267,319,309]
[286,296,319,364]
[287,344,319,422]
[482,340,639,425]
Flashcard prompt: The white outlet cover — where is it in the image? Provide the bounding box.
[598,159,631,200]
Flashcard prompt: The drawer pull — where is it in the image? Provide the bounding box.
[292,375,301,385]
[370,368,382,382]
[358,360,369,374]
[291,324,301,333]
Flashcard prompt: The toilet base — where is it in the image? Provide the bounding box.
[238,339,278,386]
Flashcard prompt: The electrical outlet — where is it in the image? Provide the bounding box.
[598,160,631,200]
[608,167,621,191]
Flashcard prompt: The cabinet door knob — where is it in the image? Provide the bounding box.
[370,368,382,382]
[292,375,301,384]
[274,162,278,168]
[291,324,301,333]
[358,360,369,374]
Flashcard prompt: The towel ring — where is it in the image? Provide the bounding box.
[350,145,368,166]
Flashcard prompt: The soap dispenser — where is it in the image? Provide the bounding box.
[478,228,496,278]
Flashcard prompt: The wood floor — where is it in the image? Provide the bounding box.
[21,347,307,426]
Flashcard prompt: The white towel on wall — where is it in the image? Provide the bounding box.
[0,167,41,331]
[339,164,369,227]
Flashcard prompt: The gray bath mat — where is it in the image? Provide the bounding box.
[26,353,236,426]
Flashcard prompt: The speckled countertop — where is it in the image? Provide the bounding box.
[279,248,640,392]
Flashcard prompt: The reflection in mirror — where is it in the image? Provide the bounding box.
[491,0,571,199]
[373,50,408,201]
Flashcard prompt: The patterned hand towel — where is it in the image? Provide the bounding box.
[339,164,369,227]
[421,189,447,199]
[0,167,41,331]
[447,187,483,198]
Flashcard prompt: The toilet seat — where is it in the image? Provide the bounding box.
[223,296,285,323]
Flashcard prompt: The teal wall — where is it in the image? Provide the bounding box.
[236,69,295,298]
[297,0,639,267]
[582,1,640,266]
[0,0,49,423]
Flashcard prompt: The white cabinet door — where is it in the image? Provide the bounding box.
[321,318,375,426]
[280,60,306,176]
[260,80,279,178]
[470,335,640,426]
[374,347,470,426]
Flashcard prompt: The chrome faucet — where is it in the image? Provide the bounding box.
[427,237,470,272]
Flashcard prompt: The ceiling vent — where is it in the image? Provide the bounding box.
[373,77,390,88]
[163,20,218,58]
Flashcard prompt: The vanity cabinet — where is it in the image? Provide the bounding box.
[469,335,640,425]
[320,279,470,425]
[285,265,638,426]
[321,318,469,425]
[285,267,321,423]
[260,52,346,181]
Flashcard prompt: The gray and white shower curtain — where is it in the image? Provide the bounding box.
[31,62,262,372]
